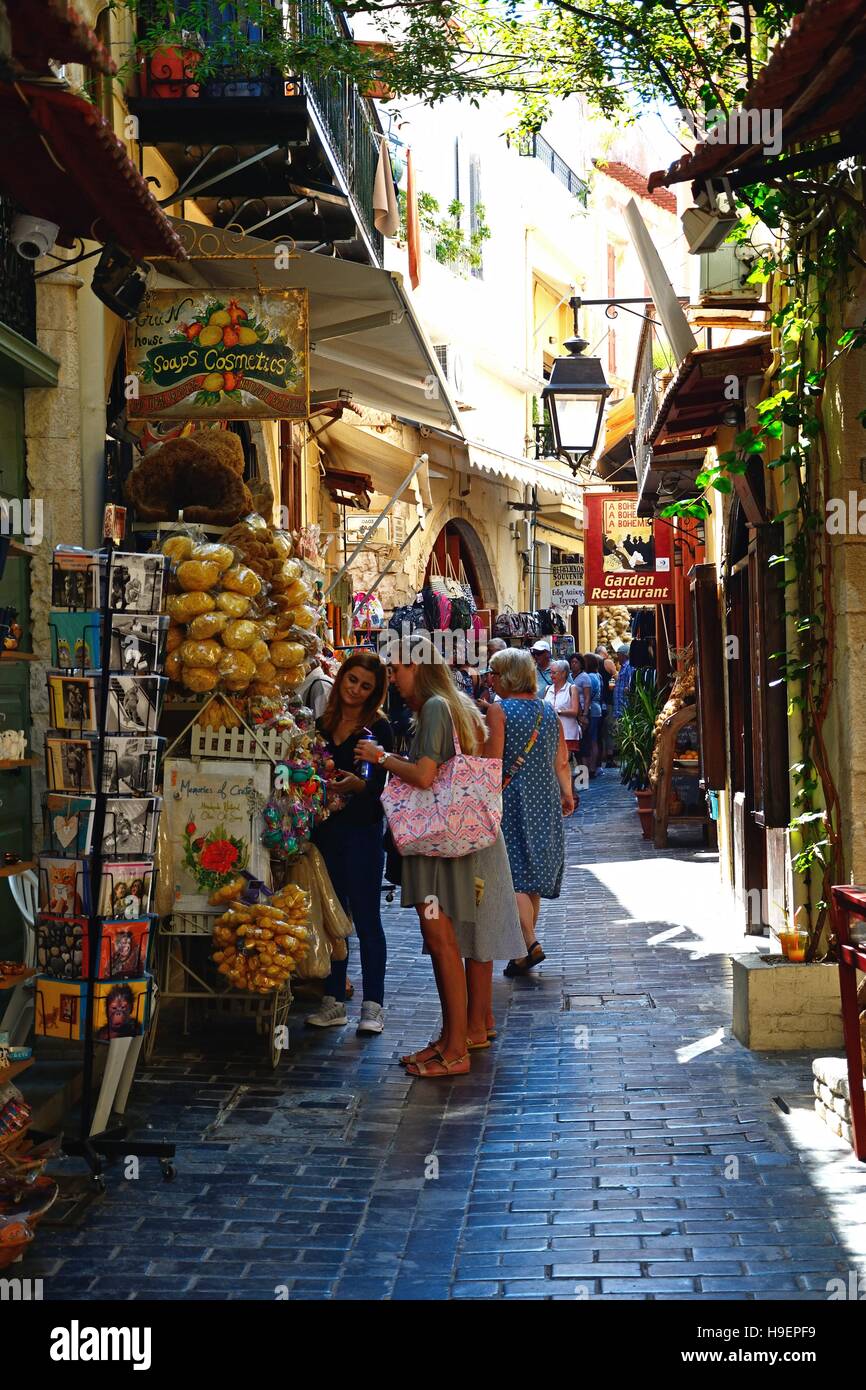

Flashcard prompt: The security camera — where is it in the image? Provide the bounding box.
[11,214,60,261]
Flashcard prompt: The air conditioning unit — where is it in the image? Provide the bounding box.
[699,243,761,301]
[434,343,473,404]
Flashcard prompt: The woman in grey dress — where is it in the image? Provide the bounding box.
[357,643,523,1078]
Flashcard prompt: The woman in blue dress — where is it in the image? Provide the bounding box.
[486,647,574,976]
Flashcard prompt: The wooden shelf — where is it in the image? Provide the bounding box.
[0,966,36,990]
[667,814,707,824]
[5,541,37,558]
[673,760,701,771]
[0,1057,33,1083]
[0,652,38,662]
[0,757,36,770]
[0,860,36,880]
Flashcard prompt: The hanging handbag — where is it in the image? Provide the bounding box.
[442,554,466,601]
[389,601,426,634]
[458,560,477,614]
[493,606,523,640]
[523,612,541,638]
[421,584,442,632]
[381,717,502,858]
[450,596,472,631]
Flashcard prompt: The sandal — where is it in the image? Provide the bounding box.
[405,1052,470,1078]
[487,1029,497,1040]
[467,1036,491,1051]
[399,1041,442,1067]
[504,943,546,977]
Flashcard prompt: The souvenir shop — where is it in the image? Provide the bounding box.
[0,295,386,1267]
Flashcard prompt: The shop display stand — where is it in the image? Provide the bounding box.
[145,696,292,1068]
[44,545,175,1188]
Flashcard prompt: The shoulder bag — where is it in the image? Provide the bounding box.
[501,703,545,790]
[381,717,502,858]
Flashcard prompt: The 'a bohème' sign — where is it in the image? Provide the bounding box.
[126,288,309,420]
[583,492,673,605]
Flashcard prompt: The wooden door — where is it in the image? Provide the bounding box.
[727,564,767,932]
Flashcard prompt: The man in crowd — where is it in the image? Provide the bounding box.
[612,642,634,758]
[297,657,334,718]
[531,639,554,696]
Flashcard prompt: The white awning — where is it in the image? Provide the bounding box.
[151,219,462,431]
[315,417,433,511]
[462,439,582,507]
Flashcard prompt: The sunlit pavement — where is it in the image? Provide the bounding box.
[21,774,866,1300]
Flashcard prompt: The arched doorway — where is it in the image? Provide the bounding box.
[423,518,497,608]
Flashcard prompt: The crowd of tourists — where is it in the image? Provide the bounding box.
[300,634,634,1077]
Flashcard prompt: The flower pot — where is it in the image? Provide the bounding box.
[140,47,201,99]
[635,788,653,839]
[731,954,843,1051]
[354,40,396,100]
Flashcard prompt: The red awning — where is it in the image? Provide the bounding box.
[0,82,185,259]
[6,0,117,77]
[648,0,866,191]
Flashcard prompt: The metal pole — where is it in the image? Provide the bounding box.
[323,455,426,598]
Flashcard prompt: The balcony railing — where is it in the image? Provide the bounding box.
[0,194,36,343]
[518,134,589,207]
[298,0,384,261]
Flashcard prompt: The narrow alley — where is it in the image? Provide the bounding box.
[23,776,866,1303]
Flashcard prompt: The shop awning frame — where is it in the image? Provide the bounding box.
[153,218,462,431]
[323,454,428,597]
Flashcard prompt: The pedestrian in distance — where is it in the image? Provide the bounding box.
[596,643,618,767]
[530,638,554,695]
[545,658,582,803]
[486,647,574,978]
[306,651,392,1036]
[357,638,523,1078]
[583,651,603,778]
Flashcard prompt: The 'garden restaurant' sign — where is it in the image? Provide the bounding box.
[583,492,673,605]
[126,288,309,421]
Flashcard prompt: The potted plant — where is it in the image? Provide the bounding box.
[615,672,666,838]
[123,2,288,100]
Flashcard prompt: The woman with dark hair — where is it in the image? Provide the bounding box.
[306,651,392,1036]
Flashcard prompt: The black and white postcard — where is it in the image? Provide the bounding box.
[101,736,163,797]
[109,613,168,674]
[105,675,165,734]
[109,552,168,615]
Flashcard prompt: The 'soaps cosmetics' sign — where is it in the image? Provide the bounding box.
[126,288,309,421]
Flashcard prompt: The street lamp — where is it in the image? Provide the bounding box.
[541,297,612,474]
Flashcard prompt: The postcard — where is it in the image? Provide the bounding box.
[35,977,88,1040]
[38,855,89,918]
[50,610,102,671]
[109,613,168,674]
[48,674,99,733]
[109,552,168,615]
[45,794,95,857]
[93,976,150,1041]
[97,860,154,920]
[103,797,160,858]
[51,548,103,611]
[101,736,163,796]
[46,737,97,794]
[97,918,152,980]
[36,915,90,980]
[105,675,165,735]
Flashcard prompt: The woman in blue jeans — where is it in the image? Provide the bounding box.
[306,651,392,1036]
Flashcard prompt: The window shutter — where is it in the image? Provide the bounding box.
[469,153,483,280]
[748,525,789,827]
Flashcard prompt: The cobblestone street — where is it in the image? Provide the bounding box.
[22,776,866,1301]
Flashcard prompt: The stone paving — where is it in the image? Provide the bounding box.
[20,774,866,1300]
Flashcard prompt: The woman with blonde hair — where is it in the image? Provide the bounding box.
[357,637,522,1078]
[487,647,574,976]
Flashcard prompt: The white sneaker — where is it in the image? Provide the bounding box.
[306,996,348,1028]
[356,1001,384,1036]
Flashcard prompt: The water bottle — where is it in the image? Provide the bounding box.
[359,727,374,780]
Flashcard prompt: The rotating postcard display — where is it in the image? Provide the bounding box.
[35,548,169,1044]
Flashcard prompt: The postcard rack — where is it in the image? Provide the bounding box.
[37,542,176,1187]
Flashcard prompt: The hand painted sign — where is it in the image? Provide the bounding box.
[126,288,309,420]
[583,492,673,605]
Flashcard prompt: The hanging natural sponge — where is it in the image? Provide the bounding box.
[125,432,251,525]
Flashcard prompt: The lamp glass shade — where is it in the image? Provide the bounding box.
[542,348,611,459]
